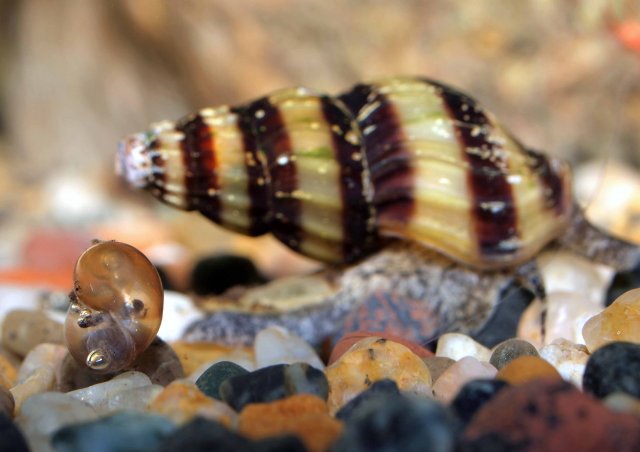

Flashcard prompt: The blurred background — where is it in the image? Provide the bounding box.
[0,0,639,291]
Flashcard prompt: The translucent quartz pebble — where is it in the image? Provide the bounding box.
[432,356,497,403]
[67,370,153,412]
[539,338,589,388]
[10,366,57,415]
[16,392,98,452]
[17,343,67,384]
[435,333,492,362]
[104,384,164,414]
[156,291,203,343]
[538,251,613,304]
[582,288,640,352]
[254,326,324,370]
[325,337,432,414]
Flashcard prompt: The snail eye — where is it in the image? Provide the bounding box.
[64,241,164,373]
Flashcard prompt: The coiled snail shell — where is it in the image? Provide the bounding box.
[118,76,572,270]
[65,240,163,373]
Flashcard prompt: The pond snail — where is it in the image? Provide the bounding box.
[65,240,163,373]
[117,76,574,271]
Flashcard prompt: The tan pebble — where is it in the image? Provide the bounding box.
[496,355,562,385]
[0,354,17,389]
[432,356,497,403]
[422,356,455,383]
[517,299,543,349]
[325,336,432,414]
[1,310,64,357]
[10,365,56,415]
[582,288,640,353]
[239,394,342,452]
[539,338,589,388]
[148,379,237,426]
[435,333,491,362]
[171,341,254,376]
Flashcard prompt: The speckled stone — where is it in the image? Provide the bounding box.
[148,380,238,427]
[220,362,329,412]
[239,394,343,452]
[0,386,14,417]
[51,411,176,452]
[254,326,325,370]
[582,288,640,352]
[329,331,433,365]
[1,310,64,357]
[195,361,249,400]
[539,338,589,388]
[422,356,455,383]
[332,392,460,452]
[0,413,29,452]
[462,378,640,451]
[583,341,640,399]
[451,378,510,424]
[496,355,562,385]
[490,338,539,370]
[326,337,433,414]
[432,356,497,404]
[435,333,491,362]
[335,379,401,421]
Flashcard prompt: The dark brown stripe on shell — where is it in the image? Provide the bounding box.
[340,83,415,228]
[524,147,568,216]
[176,114,221,222]
[233,106,271,235]
[435,81,518,257]
[320,95,376,262]
[245,96,302,252]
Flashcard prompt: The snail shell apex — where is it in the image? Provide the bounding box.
[118,76,572,269]
[65,240,163,373]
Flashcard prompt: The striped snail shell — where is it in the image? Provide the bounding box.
[118,76,572,270]
[65,240,163,373]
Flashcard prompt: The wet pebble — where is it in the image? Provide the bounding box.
[11,364,58,414]
[195,360,249,400]
[0,386,14,417]
[67,371,156,413]
[17,343,66,384]
[451,378,509,424]
[239,393,342,452]
[125,337,185,386]
[422,356,455,383]
[582,341,640,399]
[51,411,176,452]
[462,378,640,451]
[326,337,432,413]
[496,355,562,385]
[432,356,497,404]
[220,362,328,411]
[539,338,589,388]
[148,380,238,426]
[16,392,98,452]
[329,331,433,365]
[0,413,29,452]
[582,288,640,352]
[490,338,539,370]
[331,392,460,452]
[1,310,63,357]
[435,333,491,362]
[254,326,324,370]
[335,379,400,421]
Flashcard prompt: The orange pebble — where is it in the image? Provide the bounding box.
[170,341,254,376]
[239,394,343,452]
[0,354,17,390]
[496,355,562,385]
[329,331,433,365]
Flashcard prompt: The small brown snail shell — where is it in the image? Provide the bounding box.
[65,240,163,373]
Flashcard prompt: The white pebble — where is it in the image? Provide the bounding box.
[157,291,203,342]
[254,326,324,370]
[67,371,152,410]
[435,333,491,362]
[539,338,589,388]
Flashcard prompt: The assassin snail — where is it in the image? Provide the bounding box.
[117,76,573,270]
[116,76,640,346]
[65,240,164,373]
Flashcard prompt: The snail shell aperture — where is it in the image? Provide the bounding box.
[65,240,163,373]
[117,76,573,270]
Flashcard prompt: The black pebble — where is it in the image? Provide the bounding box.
[471,282,534,348]
[195,361,249,400]
[331,392,460,452]
[335,379,400,421]
[0,414,29,452]
[219,362,328,411]
[605,263,640,306]
[191,254,267,296]
[489,339,539,370]
[583,341,640,399]
[451,379,510,425]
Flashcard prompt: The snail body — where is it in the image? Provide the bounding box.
[118,76,572,270]
[65,240,163,373]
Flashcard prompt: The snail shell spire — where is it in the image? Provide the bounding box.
[118,76,573,269]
